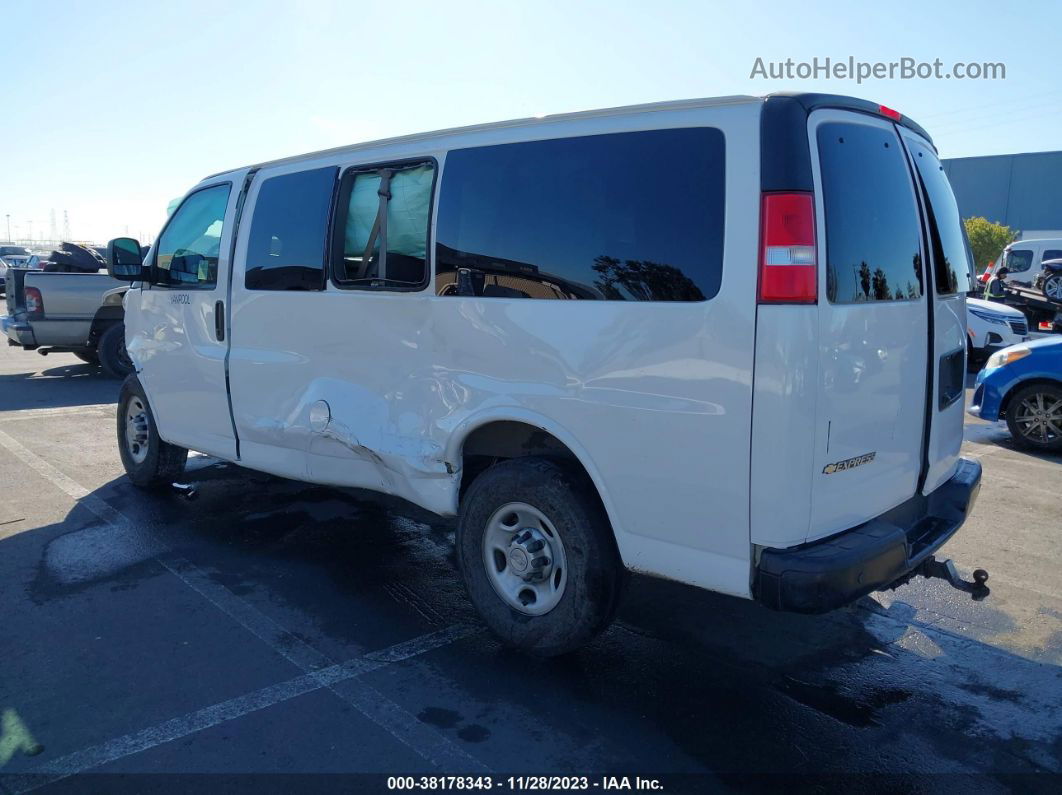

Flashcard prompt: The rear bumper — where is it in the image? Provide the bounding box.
[2,315,36,347]
[753,458,982,613]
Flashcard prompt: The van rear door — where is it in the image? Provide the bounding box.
[898,128,969,493]
[807,110,930,540]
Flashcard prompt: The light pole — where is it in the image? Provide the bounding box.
[5,214,9,242]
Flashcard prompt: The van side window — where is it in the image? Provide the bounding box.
[331,161,435,289]
[434,129,725,301]
[245,167,338,291]
[1042,249,1062,263]
[154,184,231,288]
[1004,249,1033,273]
[818,122,924,303]
[908,139,966,295]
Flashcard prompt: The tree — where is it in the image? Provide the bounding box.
[964,217,1016,274]
[592,255,705,301]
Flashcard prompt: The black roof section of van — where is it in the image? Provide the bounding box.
[761,92,934,192]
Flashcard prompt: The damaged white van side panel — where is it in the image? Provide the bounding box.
[222,101,762,598]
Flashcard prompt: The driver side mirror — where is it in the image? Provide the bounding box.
[107,237,146,281]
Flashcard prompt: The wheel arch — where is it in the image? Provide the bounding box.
[88,303,124,346]
[1000,376,1062,416]
[446,410,627,555]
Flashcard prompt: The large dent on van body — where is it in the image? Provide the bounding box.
[316,416,452,478]
[296,379,460,515]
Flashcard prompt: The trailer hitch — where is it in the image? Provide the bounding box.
[917,557,990,601]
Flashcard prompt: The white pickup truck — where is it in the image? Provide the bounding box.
[2,267,134,377]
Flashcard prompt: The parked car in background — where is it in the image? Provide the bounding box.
[0,245,31,260]
[0,246,33,294]
[3,266,134,377]
[966,296,1029,367]
[982,239,1062,288]
[969,337,1062,451]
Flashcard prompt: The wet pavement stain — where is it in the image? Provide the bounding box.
[417,707,462,730]
[457,724,491,743]
[776,676,911,728]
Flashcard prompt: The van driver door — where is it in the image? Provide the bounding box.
[132,177,244,459]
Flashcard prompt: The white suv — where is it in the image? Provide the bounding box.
[103,93,986,655]
[967,296,1030,365]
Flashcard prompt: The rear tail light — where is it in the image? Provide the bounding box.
[1039,321,1054,331]
[25,286,44,318]
[758,192,817,304]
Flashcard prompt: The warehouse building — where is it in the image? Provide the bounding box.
[943,150,1062,239]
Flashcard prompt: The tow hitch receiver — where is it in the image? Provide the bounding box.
[916,557,990,600]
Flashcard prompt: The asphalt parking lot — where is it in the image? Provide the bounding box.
[0,343,1059,792]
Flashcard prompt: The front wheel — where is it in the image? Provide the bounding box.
[117,376,188,487]
[1043,274,1062,303]
[98,323,134,379]
[1005,383,1062,451]
[456,457,623,656]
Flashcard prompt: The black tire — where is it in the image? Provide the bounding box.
[456,457,623,656]
[1043,273,1062,303]
[117,375,188,487]
[73,350,99,365]
[98,323,133,379]
[1005,383,1062,452]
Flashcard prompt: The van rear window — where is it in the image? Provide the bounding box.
[434,128,725,301]
[818,122,924,303]
[908,138,969,295]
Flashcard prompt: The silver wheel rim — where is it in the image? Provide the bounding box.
[482,502,568,616]
[1046,277,1062,300]
[1014,393,1062,445]
[125,396,150,464]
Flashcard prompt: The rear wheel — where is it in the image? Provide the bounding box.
[117,375,187,487]
[98,323,133,379]
[456,457,622,656]
[1005,383,1062,451]
[1044,274,1062,302]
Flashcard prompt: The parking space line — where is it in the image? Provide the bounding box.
[0,404,114,423]
[0,428,491,778]
[1,625,478,794]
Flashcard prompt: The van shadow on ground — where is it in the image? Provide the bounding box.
[0,359,120,412]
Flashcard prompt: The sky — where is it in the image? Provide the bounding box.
[1,0,1060,244]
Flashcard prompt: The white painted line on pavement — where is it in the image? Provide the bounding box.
[0,428,489,778]
[2,624,478,794]
[0,404,114,423]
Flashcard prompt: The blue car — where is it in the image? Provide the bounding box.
[969,337,1062,451]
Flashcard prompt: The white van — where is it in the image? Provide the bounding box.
[986,238,1062,288]
[107,93,986,655]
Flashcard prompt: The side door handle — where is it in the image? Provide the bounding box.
[214,300,225,341]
